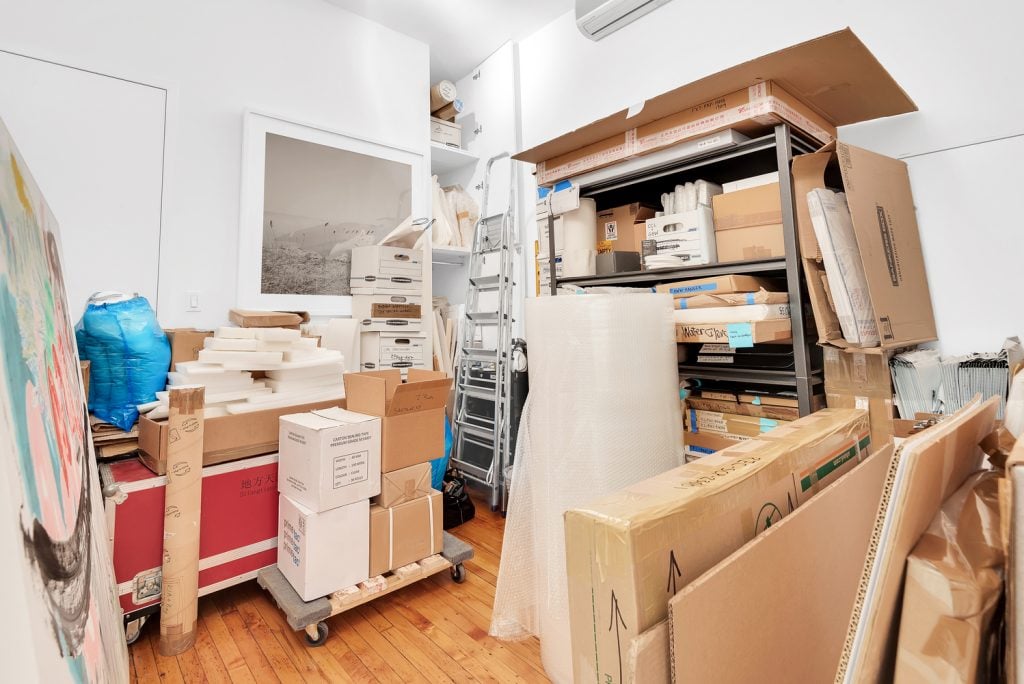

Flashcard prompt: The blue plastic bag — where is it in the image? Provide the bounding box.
[75,294,170,431]
[430,415,453,490]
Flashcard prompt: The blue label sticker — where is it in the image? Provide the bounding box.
[746,293,755,304]
[669,282,717,296]
[752,395,762,405]
[689,409,697,433]
[727,322,754,348]
[759,418,779,431]
[689,445,715,455]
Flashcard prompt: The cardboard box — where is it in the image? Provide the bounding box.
[375,461,432,508]
[278,408,382,512]
[342,369,452,473]
[823,345,898,448]
[278,495,369,601]
[597,203,656,252]
[596,251,641,275]
[565,408,871,683]
[369,491,442,576]
[667,444,894,684]
[675,319,792,345]
[792,142,936,349]
[138,398,343,475]
[165,328,214,370]
[715,225,785,263]
[684,396,799,421]
[712,182,785,262]
[516,29,917,184]
[351,293,423,332]
[722,171,779,193]
[682,430,743,459]
[430,116,461,148]
[359,332,430,375]
[228,309,303,328]
[655,274,776,298]
[685,409,790,438]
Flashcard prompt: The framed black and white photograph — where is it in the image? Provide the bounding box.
[237,111,425,315]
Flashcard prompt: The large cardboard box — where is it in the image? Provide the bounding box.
[655,274,776,298]
[565,409,870,683]
[675,319,791,345]
[278,495,369,601]
[684,396,799,421]
[278,408,382,512]
[712,182,785,263]
[823,345,898,448]
[369,491,443,576]
[516,29,917,185]
[667,443,894,684]
[597,203,656,252]
[685,409,790,438]
[374,461,432,508]
[165,328,214,370]
[342,369,452,473]
[682,429,743,459]
[792,142,936,349]
[138,398,344,475]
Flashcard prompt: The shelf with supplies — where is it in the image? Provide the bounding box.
[431,244,472,265]
[430,143,478,176]
[541,124,821,415]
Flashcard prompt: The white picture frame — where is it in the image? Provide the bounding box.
[237,111,425,316]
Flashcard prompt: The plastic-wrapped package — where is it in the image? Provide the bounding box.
[807,188,879,346]
[894,470,1003,683]
[431,175,456,246]
[490,294,682,683]
[561,198,597,277]
[75,293,171,430]
[443,185,480,248]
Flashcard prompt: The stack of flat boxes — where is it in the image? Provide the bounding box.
[350,245,429,377]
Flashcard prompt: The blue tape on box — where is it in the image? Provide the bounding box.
[689,409,697,433]
[537,186,551,200]
[677,298,689,310]
[553,180,574,192]
[669,282,717,296]
[746,293,756,304]
[752,395,762,405]
[759,417,779,432]
[689,445,715,455]
[727,322,754,348]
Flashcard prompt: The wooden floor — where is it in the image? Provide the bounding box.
[128,494,549,683]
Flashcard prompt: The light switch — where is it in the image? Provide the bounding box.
[186,291,201,312]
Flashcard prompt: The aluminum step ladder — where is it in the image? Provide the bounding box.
[451,152,517,511]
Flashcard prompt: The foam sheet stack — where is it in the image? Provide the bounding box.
[490,294,682,683]
[350,245,429,378]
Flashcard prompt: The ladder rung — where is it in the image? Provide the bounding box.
[469,274,501,290]
[455,420,495,441]
[466,311,499,323]
[458,384,495,401]
[462,347,497,361]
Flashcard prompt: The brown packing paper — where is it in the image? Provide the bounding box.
[1004,434,1024,681]
[823,345,899,448]
[375,461,432,508]
[894,470,1003,683]
[369,491,442,576]
[159,386,205,656]
[164,328,214,370]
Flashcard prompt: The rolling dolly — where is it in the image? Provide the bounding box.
[257,532,474,646]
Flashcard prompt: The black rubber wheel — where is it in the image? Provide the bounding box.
[451,563,466,584]
[305,621,329,647]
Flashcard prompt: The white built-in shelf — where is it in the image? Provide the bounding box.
[431,244,471,266]
[430,143,478,176]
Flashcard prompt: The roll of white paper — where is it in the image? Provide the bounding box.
[490,294,683,683]
[560,197,597,277]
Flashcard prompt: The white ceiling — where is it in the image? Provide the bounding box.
[325,0,573,82]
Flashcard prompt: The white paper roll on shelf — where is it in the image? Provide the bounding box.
[560,197,597,277]
[490,293,683,683]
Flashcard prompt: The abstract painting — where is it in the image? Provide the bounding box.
[0,116,129,681]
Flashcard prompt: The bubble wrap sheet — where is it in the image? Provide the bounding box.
[489,294,683,683]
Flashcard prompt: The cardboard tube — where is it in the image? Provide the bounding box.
[432,99,463,122]
[429,80,456,112]
[158,386,205,656]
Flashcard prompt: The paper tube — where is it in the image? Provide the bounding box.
[429,80,457,112]
[158,386,205,656]
[432,99,463,122]
[561,198,598,278]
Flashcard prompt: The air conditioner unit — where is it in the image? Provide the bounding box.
[576,0,674,41]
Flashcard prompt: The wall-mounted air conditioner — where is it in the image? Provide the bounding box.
[576,0,674,41]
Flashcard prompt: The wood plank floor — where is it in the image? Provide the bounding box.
[129,494,549,683]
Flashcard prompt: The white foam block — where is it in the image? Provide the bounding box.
[255,339,315,352]
[224,387,345,414]
[245,383,345,405]
[204,387,273,404]
[266,363,346,381]
[197,349,284,365]
[218,326,257,339]
[265,375,343,392]
[254,327,302,342]
[174,361,228,375]
[204,337,259,351]
[282,349,325,362]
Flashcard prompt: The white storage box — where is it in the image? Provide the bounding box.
[278,408,382,512]
[360,332,430,375]
[352,293,422,332]
[645,207,717,264]
[430,116,461,148]
[350,245,424,295]
[278,495,369,601]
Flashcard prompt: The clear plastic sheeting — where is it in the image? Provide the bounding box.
[490,294,682,683]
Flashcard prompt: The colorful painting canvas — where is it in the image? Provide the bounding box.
[0,116,129,681]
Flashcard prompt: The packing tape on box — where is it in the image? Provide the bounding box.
[489,294,682,683]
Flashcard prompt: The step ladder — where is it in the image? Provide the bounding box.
[451,153,517,511]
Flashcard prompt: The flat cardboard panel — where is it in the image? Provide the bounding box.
[837,397,997,683]
[669,444,894,684]
[380,410,445,472]
[516,28,915,165]
[165,328,214,370]
[342,373,391,416]
[388,378,451,416]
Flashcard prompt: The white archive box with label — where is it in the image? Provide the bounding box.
[352,293,423,332]
[645,207,717,264]
[360,332,430,375]
[350,245,424,295]
[278,407,382,512]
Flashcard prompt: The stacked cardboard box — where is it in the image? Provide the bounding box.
[565,408,871,683]
[350,245,428,378]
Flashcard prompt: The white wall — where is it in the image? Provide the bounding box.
[0,0,429,329]
[517,1,1024,355]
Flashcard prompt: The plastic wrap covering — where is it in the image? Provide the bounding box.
[894,470,1003,683]
[75,293,170,430]
[489,294,682,683]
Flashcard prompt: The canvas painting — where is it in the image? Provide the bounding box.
[260,132,412,297]
[0,116,129,681]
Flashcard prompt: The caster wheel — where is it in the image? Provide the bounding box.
[305,621,328,647]
[124,616,146,646]
[451,563,467,584]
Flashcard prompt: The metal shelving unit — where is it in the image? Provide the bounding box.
[546,124,821,415]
